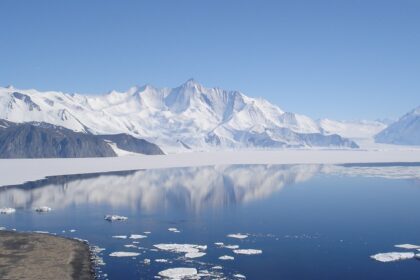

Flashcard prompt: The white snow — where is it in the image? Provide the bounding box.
[0,208,15,214]
[219,255,234,260]
[394,244,420,249]
[370,252,415,262]
[109,252,140,257]
[104,215,128,222]
[227,233,248,239]
[158,267,198,279]
[2,150,420,188]
[233,249,262,255]
[35,206,52,212]
[129,234,147,239]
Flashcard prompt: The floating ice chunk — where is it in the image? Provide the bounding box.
[185,252,206,258]
[155,259,169,263]
[0,208,16,214]
[144,258,151,265]
[144,231,152,234]
[154,243,207,258]
[234,274,246,278]
[112,235,128,239]
[34,231,49,234]
[109,252,140,257]
[227,233,248,239]
[212,266,223,270]
[233,249,262,255]
[124,244,137,248]
[168,228,181,233]
[158,268,198,279]
[35,206,52,212]
[219,255,234,260]
[225,245,239,250]
[416,253,420,260]
[394,244,420,250]
[130,234,147,239]
[104,215,128,222]
[69,229,76,233]
[370,252,415,262]
[214,242,224,246]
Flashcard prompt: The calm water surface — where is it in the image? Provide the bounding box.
[1,164,420,279]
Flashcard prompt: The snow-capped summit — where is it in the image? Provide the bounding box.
[0,80,359,152]
[375,106,420,146]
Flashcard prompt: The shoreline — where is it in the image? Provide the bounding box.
[1,149,420,187]
[0,230,93,280]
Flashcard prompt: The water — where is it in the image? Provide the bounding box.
[1,163,420,279]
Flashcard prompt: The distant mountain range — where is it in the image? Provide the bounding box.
[0,79,418,157]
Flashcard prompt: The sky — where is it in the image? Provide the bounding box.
[0,0,419,120]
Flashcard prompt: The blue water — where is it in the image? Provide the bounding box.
[1,164,420,279]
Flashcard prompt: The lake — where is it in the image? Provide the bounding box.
[1,163,420,279]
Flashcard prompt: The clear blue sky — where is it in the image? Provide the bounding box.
[0,0,419,120]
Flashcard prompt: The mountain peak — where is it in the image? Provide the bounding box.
[182,78,201,88]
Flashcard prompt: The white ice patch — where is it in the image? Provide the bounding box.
[219,255,234,260]
[225,245,239,250]
[154,243,207,259]
[124,244,137,248]
[109,252,140,257]
[104,215,128,222]
[155,259,169,263]
[214,242,224,246]
[130,234,147,239]
[234,274,246,279]
[394,244,420,250]
[112,235,128,239]
[69,229,76,233]
[168,228,181,233]
[144,231,152,234]
[227,233,248,239]
[35,206,52,212]
[233,249,262,255]
[143,258,151,265]
[0,208,15,214]
[158,268,198,279]
[33,231,49,234]
[370,252,415,262]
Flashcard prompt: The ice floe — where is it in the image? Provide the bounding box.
[370,252,415,262]
[129,234,147,239]
[227,233,248,239]
[168,227,181,233]
[394,244,420,250]
[154,243,207,259]
[144,231,152,234]
[144,258,151,265]
[219,255,234,260]
[35,206,52,212]
[158,267,198,279]
[0,208,16,214]
[225,245,239,250]
[69,229,76,233]
[104,215,128,222]
[233,249,262,255]
[112,235,128,239]
[155,259,169,263]
[234,274,246,278]
[185,252,206,259]
[214,242,224,246]
[212,266,223,270]
[109,252,140,257]
[124,244,137,248]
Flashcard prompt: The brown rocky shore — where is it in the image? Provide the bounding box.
[0,230,93,280]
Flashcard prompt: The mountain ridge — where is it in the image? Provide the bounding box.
[0,80,364,151]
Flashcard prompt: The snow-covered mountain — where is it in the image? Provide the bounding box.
[375,106,420,146]
[0,79,360,151]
